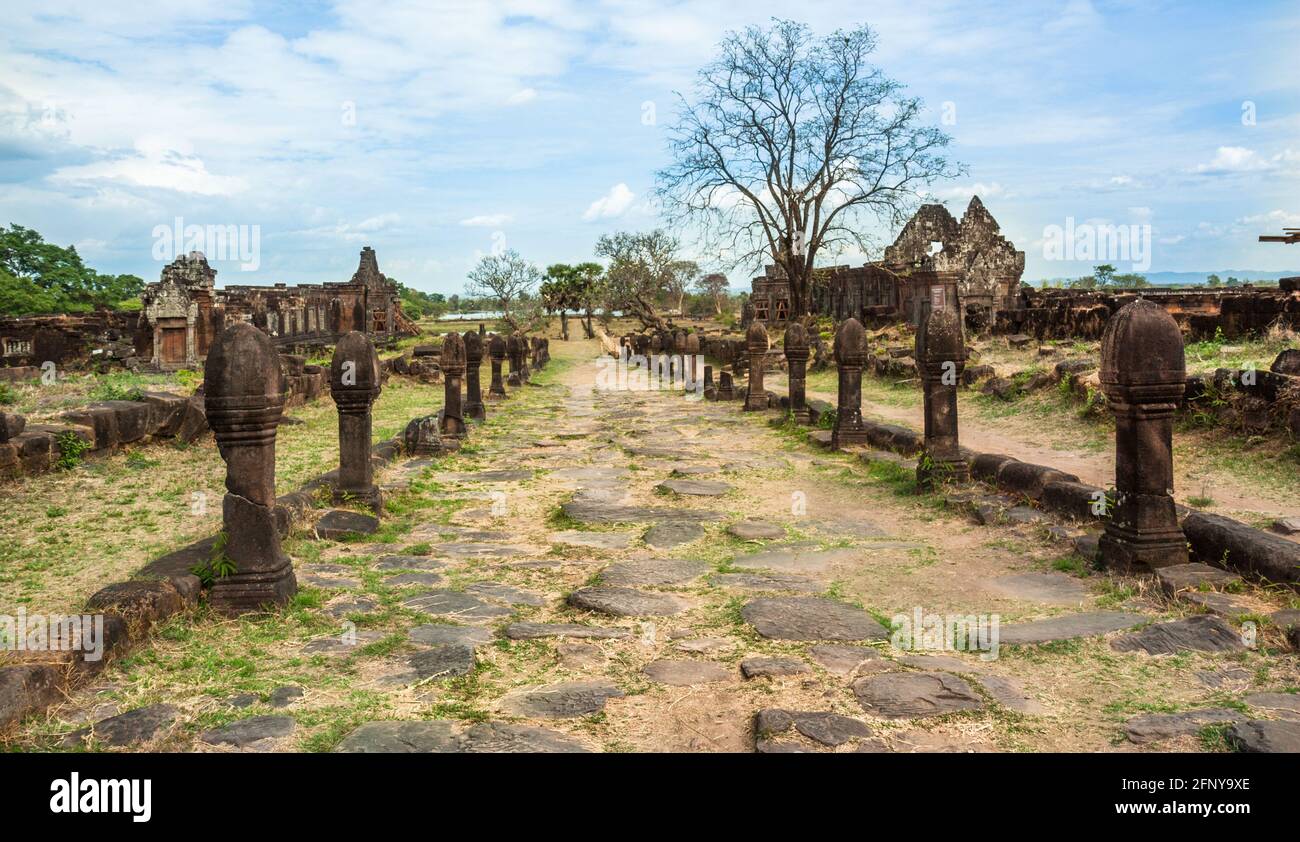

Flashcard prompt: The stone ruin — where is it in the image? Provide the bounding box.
[915,306,968,486]
[330,330,383,513]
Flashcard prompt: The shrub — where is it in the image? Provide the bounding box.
[55,431,92,470]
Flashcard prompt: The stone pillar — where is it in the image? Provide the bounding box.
[783,322,812,424]
[717,370,736,401]
[684,332,700,389]
[506,334,522,387]
[1099,299,1188,571]
[516,332,531,382]
[744,322,769,411]
[440,332,468,441]
[329,331,383,512]
[463,330,486,421]
[488,333,508,399]
[704,365,715,393]
[203,322,296,614]
[831,318,869,448]
[915,307,968,487]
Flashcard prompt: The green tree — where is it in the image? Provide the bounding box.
[1206,273,1222,288]
[0,224,143,314]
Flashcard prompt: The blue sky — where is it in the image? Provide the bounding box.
[2,0,1298,293]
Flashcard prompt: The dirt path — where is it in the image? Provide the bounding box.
[6,336,1295,754]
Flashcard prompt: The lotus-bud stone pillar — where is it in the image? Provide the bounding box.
[783,323,812,424]
[684,332,701,389]
[330,331,383,512]
[516,332,531,382]
[506,334,522,387]
[831,318,870,448]
[204,322,296,613]
[463,330,486,421]
[440,332,468,442]
[488,333,507,399]
[744,322,769,411]
[1098,299,1189,571]
[915,307,968,487]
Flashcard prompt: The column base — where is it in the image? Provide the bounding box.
[209,559,297,615]
[333,485,383,514]
[831,427,870,449]
[1099,528,1189,572]
[917,458,970,489]
[465,402,486,421]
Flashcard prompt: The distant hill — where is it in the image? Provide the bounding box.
[1032,270,1300,287]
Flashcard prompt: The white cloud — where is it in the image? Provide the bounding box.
[1238,209,1300,228]
[48,144,247,196]
[1194,146,1272,174]
[506,88,537,105]
[460,213,513,227]
[582,183,636,221]
[934,181,1006,202]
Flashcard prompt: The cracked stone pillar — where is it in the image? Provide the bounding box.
[1099,298,1189,571]
[783,322,812,424]
[440,332,467,442]
[832,318,869,449]
[204,322,296,613]
[916,307,969,487]
[744,322,769,411]
[516,332,531,382]
[330,330,383,512]
[506,333,522,387]
[488,333,507,399]
[463,329,486,421]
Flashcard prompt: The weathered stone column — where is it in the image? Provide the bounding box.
[516,331,531,382]
[915,307,968,487]
[463,329,486,421]
[1099,299,1189,571]
[744,322,769,411]
[440,332,468,442]
[329,330,383,512]
[783,322,812,424]
[717,370,736,401]
[488,333,507,399]
[831,318,869,448]
[505,333,522,387]
[204,322,296,613]
[684,332,700,389]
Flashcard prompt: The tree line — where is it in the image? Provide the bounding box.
[0,225,145,316]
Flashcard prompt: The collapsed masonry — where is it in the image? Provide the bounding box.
[0,246,417,373]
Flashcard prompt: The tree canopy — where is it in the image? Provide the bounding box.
[0,224,144,316]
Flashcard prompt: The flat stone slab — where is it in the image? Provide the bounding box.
[755,709,873,747]
[385,572,444,587]
[656,479,733,496]
[200,715,295,747]
[742,597,888,641]
[740,656,811,679]
[503,622,631,640]
[999,611,1148,645]
[408,624,494,649]
[600,558,710,587]
[670,465,718,477]
[450,470,533,482]
[674,637,732,654]
[642,660,731,686]
[643,521,705,548]
[464,581,546,606]
[551,530,634,550]
[335,720,589,753]
[1110,615,1246,655]
[567,586,688,617]
[269,686,303,708]
[728,520,786,541]
[899,654,976,672]
[324,597,380,619]
[984,572,1088,606]
[1155,563,1242,596]
[712,572,822,593]
[299,574,362,589]
[808,644,886,676]
[64,703,178,748]
[1271,516,1300,535]
[557,642,606,669]
[430,542,530,558]
[499,679,625,718]
[407,644,476,680]
[853,672,984,719]
[315,509,380,540]
[1243,692,1300,719]
[403,590,513,623]
[974,674,1043,715]
[375,555,446,572]
[736,544,861,574]
[808,518,887,539]
[302,630,386,655]
[1225,720,1300,753]
[561,501,723,525]
[1125,708,1245,744]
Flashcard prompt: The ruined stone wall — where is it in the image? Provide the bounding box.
[0,312,140,369]
[996,286,1300,340]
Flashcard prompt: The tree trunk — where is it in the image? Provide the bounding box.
[559,311,568,340]
[583,309,594,339]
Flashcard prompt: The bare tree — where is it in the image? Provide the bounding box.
[664,259,699,315]
[695,272,731,315]
[656,19,961,317]
[594,230,681,330]
[464,249,542,331]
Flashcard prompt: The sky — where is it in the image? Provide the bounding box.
[2,0,1298,294]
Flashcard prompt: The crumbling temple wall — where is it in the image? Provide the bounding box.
[996,285,1300,340]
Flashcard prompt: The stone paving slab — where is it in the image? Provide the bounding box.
[567,586,689,617]
[742,597,888,641]
[998,611,1149,645]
